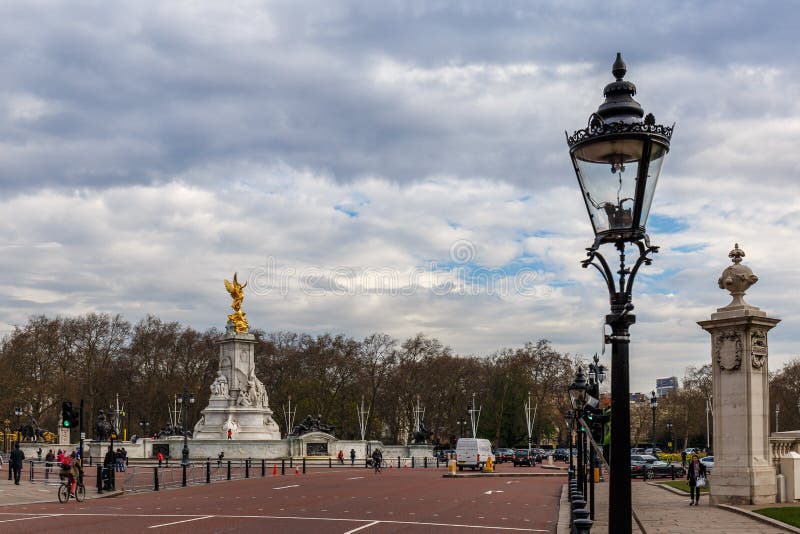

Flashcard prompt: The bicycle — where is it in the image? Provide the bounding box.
[58,478,85,503]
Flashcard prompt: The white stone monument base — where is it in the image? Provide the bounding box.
[193,398,281,441]
[710,465,777,505]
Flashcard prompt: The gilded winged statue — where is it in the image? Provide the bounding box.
[224,272,249,333]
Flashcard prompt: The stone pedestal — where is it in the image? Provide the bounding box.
[58,428,70,445]
[698,244,779,505]
[193,328,281,440]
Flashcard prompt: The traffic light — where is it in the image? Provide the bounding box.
[61,401,78,428]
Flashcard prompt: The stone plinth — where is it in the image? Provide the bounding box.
[698,244,779,505]
[193,329,281,440]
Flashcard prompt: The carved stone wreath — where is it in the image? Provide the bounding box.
[716,330,743,371]
[751,330,768,369]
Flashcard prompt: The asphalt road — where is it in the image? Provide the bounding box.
[0,463,565,533]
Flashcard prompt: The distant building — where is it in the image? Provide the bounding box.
[630,392,647,403]
[656,376,679,397]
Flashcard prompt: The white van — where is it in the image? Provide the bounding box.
[455,438,494,471]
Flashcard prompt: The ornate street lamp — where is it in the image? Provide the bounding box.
[569,367,588,493]
[176,390,196,469]
[650,390,658,451]
[566,53,673,534]
[666,420,673,453]
[14,406,22,444]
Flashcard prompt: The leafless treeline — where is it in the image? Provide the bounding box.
[0,313,576,446]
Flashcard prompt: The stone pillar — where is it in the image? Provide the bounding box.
[698,244,779,505]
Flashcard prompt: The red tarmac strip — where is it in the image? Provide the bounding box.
[1,463,564,533]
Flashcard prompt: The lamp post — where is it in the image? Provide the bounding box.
[14,406,22,444]
[139,418,150,439]
[176,390,196,467]
[569,367,588,494]
[566,53,673,534]
[457,416,467,440]
[666,421,673,453]
[650,390,658,451]
[586,354,606,521]
[775,403,780,433]
[565,410,574,478]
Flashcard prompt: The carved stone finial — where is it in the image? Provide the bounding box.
[718,243,758,310]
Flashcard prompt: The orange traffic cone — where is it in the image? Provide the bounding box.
[273,464,278,476]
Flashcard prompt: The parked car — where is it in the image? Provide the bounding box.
[630,454,659,465]
[644,448,662,457]
[646,461,686,478]
[631,447,646,454]
[530,448,545,463]
[630,459,648,478]
[682,447,702,456]
[513,449,533,467]
[493,448,514,464]
[700,456,714,472]
[552,448,569,462]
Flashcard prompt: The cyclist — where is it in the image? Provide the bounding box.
[61,451,82,498]
[371,449,383,474]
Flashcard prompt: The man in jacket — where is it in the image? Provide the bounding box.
[103,446,116,490]
[10,443,25,485]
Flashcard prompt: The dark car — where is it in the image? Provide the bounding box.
[494,448,514,464]
[630,454,658,465]
[513,449,533,467]
[645,461,685,478]
[552,448,569,462]
[630,460,647,478]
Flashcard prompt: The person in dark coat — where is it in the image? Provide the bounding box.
[686,454,707,505]
[103,446,116,490]
[10,443,25,485]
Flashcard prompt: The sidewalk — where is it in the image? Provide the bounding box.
[559,478,790,533]
[0,476,121,506]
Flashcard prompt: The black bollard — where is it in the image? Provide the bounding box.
[262,459,266,477]
[206,460,211,483]
[29,461,34,482]
[182,464,187,487]
[227,460,231,480]
[302,457,306,474]
[573,517,593,533]
[329,457,332,469]
[412,457,415,469]
[671,464,675,480]
[289,457,293,468]
[97,465,104,494]
[281,459,285,475]
[246,459,250,479]
[397,456,401,469]
[154,467,159,491]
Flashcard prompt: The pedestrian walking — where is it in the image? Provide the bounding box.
[681,450,687,468]
[686,454,707,506]
[121,447,128,471]
[337,450,344,465]
[103,446,116,490]
[10,443,25,485]
[115,448,123,472]
[157,451,164,468]
[37,447,43,461]
[45,449,55,478]
[350,449,356,466]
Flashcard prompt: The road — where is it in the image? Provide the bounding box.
[0,463,565,533]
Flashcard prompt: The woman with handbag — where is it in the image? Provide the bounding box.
[686,454,707,505]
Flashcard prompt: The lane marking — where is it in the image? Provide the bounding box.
[148,516,213,529]
[0,515,58,523]
[346,476,364,480]
[484,490,505,495]
[0,513,549,531]
[343,520,379,533]
[272,484,300,490]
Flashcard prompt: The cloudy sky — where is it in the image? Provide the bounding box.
[1,1,798,392]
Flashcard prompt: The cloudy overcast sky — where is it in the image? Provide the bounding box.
[1,0,798,392]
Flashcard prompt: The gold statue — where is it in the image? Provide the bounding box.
[224,272,249,333]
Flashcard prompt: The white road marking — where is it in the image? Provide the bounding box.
[484,490,505,495]
[272,484,300,490]
[347,476,364,480]
[0,513,549,532]
[343,520,380,533]
[148,516,213,529]
[0,515,58,524]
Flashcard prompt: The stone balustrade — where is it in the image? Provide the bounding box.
[770,431,800,467]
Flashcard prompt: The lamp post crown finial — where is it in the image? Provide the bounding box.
[612,52,626,80]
